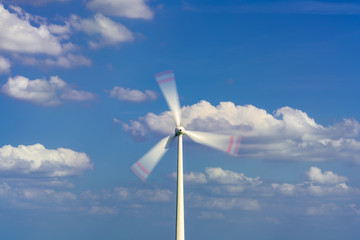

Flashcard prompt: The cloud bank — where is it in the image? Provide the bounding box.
[121,100,360,164]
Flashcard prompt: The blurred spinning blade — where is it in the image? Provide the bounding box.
[131,135,176,181]
[155,70,181,126]
[185,130,241,156]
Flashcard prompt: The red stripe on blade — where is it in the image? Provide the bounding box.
[131,166,146,181]
[157,76,174,84]
[154,70,173,77]
[136,162,150,176]
[226,136,234,153]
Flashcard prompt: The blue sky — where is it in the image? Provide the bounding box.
[0,0,360,239]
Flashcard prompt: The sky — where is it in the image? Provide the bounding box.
[0,0,360,239]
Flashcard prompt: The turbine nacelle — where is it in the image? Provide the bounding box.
[175,126,185,136]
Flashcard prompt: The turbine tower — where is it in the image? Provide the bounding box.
[131,70,240,240]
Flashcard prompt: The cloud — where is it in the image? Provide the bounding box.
[110,86,157,102]
[89,206,119,215]
[122,100,360,164]
[198,211,224,220]
[188,194,260,210]
[348,204,360,216]
[272,166,353,197]
[2,0,70,6]
[306,166,348,185]
[87,0,153,20]
[171,168,262,190]
[1,75,95,106]
[22,188,76,202]
[0,4,64,55]
[16,53,92,68]
[0,55,10,74]
[0,143,93,177]
[71,14,133,48]
[306,203,338,216]
[182,166,356,198]
[113,187,173,202]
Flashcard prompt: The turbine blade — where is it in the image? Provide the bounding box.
[185,130,241,156]
[155,70,181,126]
[131,135,176,181]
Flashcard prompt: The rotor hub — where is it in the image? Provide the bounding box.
[175,126,185,136]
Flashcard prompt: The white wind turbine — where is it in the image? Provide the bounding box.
[131,70,240,240]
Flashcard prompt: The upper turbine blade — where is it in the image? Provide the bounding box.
[155,70,181,126]
[131,135,176,181]
[185,130,241,156]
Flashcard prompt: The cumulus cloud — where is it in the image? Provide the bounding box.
[110,86,157,102]
[0,143,93,177]
[0,55,11,74]
[182,167,356,198]
[306,166,347,185]
[87,0,153,20]
[1,75,95,106]
[0,4,64,55]
[172,167,262,194]
[71,14,133,48]
[122,100,360,164]
[272,166,352,197]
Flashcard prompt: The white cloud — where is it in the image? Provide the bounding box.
[22,188,76,202]
[115,118,147,141]
[122,100,360,164]
[205,167,262,186]
[87,0,153,20]
[0,4,64,55]
[306,203,338,216]
[113,187,173,202]
[0,143,93,177]
[71,14,133,48]
[272,166,352,197]
[2,0,70,6]
[89,206,119,215]
[348,204,360,215]
[17,53,92,68]
[188,194,260,210]
[171,167,261,190]
[0,55,11,74]
[1,75,95,106]
[0,182,11,195]
[271,183,296,196]
[198,211,225,220]
[110,86,157,102]
[306,166,348,185]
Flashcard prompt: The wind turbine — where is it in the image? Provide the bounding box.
[130,70,240,240]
